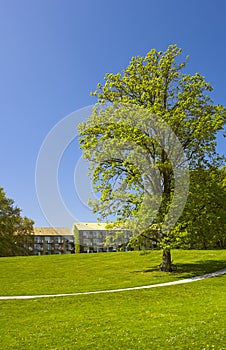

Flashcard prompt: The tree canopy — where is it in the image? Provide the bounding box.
[175,167,226,249]
[0,187,34,256]
[78,44,226,271]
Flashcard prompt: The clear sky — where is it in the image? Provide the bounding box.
[0,0,225,228]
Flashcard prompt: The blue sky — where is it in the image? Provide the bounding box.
[0,0,225,227]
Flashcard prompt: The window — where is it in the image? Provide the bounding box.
[93,238,101,245]
[82,231,89,238]
[83,238,92,246]
[67,244,74,251]
[93,231,100,238]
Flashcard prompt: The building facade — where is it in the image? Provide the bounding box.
[24,223,131,255]
[73,222,131,253]
[27,228,75,255]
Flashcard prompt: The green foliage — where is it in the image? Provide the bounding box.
[74,226,81,253]
[173,167,226,249]
[78,44,226,269]
[0,187,34,256]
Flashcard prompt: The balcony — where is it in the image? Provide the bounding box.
[34,240,44,244]
[34,247,43,251]
[54,241,64,245]
[56,246,64,251]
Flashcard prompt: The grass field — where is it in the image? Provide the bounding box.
[0,250,226,349]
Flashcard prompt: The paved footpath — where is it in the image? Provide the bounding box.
[1,268,226,301]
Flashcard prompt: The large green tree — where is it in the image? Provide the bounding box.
[129,167,226,252]
[174,167,226,249]
[78,45,226,271]
[0,187,34,256]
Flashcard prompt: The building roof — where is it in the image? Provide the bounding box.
[73,222,110,231]
[33,227,73,236]
[73,222,128,231]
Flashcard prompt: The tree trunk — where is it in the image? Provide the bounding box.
[160,248,172,272]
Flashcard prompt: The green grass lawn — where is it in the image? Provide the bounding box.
[0,250,225,296]
[0,250,226,349]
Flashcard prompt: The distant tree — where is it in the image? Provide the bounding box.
[78,44,226,271]
[0,187,34,256]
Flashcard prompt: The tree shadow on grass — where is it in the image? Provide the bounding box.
[172,259,226,277]
[131,259,226,278]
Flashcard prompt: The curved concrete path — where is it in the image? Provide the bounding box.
[1,268,226,300]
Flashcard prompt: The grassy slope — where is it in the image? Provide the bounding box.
[0,250,226,349]
[0,250,225,296]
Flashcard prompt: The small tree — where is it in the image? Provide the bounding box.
[78,45,226,271]
[0,187,34,256]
